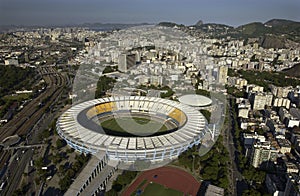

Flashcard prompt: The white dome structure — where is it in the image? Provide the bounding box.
[178,94,212,107]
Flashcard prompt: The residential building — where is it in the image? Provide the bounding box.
[251,141,279,168]
[118,53,136,72]
[249,92,273,110]
[217,65,228,84]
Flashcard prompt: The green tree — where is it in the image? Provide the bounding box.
[56,139,66,149]
[242,189,262,196]
[95,76,116,98]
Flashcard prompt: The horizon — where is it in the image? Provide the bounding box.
[1,18,300,28]
[0,0,300,27]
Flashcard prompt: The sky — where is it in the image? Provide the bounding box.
[0,0,299,27]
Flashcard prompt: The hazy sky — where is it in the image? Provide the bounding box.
[0,0,299,26]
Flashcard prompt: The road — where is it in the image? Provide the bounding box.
[0,66,68,195]
[219,97,243,195]
[222,97,244,196]
[0,66,65,141]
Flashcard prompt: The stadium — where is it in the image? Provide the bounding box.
[56,96,208,163]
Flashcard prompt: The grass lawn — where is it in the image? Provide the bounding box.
[141,182,183,196]
[131,179,148,196]
[3,93,31,101]
[100,117,168,135]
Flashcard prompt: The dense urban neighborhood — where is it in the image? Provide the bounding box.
[0,18,300,196]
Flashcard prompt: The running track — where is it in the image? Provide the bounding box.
[122,166,201,196]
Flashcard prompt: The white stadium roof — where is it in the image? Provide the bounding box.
[56,96,207,161]
[178,94,212,107]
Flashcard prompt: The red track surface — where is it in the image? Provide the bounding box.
[122,166,201,196]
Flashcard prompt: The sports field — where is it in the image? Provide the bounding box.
[100,117,169,136]
[134,182,183,196]
[122,166,201,196]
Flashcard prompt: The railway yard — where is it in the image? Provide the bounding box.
[0,66,71,195]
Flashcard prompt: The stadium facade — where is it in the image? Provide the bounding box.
[56,96,208,163]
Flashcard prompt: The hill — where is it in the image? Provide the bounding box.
[265,19,300,28]
[236,22,270,36]
[157,18,300,48]
[158,22,184,28]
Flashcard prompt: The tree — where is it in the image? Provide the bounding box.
[106,188,118,196]
[200,110,211,123]
[95,76,116,98]
[56,139,66,149]
[35,157,44,168]
[58,164,65,174]
[160,89,174,98]
[112,183,122,192]
[59,176,72,192]
[102,66,115,74]
[195,89,210,97]
[242,189,261,196]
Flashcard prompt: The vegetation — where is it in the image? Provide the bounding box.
[141,182,183,196]
[226,19,300,43]
[106,171,138,195]
[228,68,300,91]
[160,88,174,98]
[195,89,210,97]
[56,138,67,149]
[58,153,91,192]
[229,98,267,194]
[12,183,30,196]
[0,65,36,97]
[200,109,211,123]
[226,85,246,98]
[177,136,230,192]
[198,136,230,190]
[95,76,116,98]
[0,66,37,118]
[102,65,117,74]
[137,84,175,98]
[158,22,185,28]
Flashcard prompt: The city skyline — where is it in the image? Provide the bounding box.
[0,0,299,27]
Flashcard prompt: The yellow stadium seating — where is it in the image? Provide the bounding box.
[168,108,186,126]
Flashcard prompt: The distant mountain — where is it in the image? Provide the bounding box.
[236,22,270,36]
[226,19,300,48]
[264,19,300,27]
[198,23,233,30]
[195,20,203,26]
[2,18,300,46]
[236,19,300,37]
[158,19,300,48]
[157,22,184,28]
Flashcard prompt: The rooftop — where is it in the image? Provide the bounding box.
[178,94,212,107]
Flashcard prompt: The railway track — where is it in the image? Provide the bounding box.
[0,67,66,174]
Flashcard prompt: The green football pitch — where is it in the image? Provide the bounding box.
[100,117,169,136]
[138,182,183,196]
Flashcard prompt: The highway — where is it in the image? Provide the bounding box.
[0,66,68,195]
[224,97,247,196]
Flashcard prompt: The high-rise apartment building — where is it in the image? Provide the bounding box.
[118,53,136,72]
